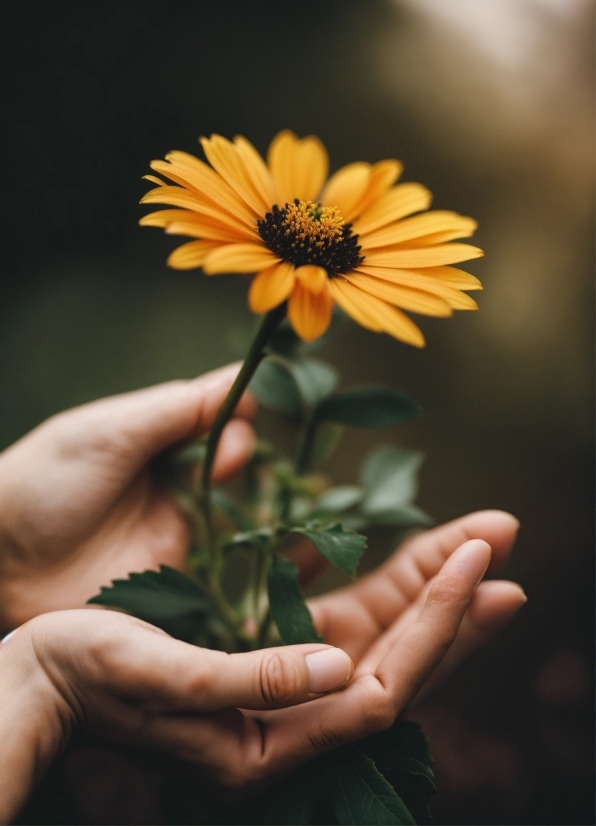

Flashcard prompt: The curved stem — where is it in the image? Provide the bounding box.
[201,305,286,562]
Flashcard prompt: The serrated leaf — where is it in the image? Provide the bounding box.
[317,387,421,428]
[315,485,364,513]
[358,720,436,825]
[292,523,367,578]
[328,747,415,825]
[360,447,424,513]
[359,719,434,773]
[88,566,212,643]
[268,556,321,644]
[250,357,304,417]
[291,358,340,407]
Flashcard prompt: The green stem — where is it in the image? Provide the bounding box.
[201,304,286,563]
[295,412,318,475]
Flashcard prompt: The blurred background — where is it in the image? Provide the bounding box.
[1,0,593,823]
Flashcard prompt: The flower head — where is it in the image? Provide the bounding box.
[140,131,483,346]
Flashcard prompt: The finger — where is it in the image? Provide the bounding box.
[116,543,492,786]
[88,617,353,712]
[324,510,519,636]
[45,363,257,475]
[212,418,256,482]
[249,540,493,774]
[372,538,492,705]
[412,580,527,702]
[354,577,526,678]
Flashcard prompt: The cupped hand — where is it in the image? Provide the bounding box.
[307,510,526,694]
[0,610,353,823]
[0,364,256,628]
[57,539,507,793]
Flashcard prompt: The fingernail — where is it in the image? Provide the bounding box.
[305,648,353,694]
[456,539,492,586]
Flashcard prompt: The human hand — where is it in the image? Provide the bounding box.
[306,510,526,693]
[0,364,256,629]
[17,538,500,796]
[0,610,353,823]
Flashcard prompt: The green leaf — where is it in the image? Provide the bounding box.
[88,566,212,643]
[359,719,434,772]
[328,747,415,825]
[250,357,304,417]
[311,422,345,468]
[292,522,367,579]
[315,485,364,513]
[291,358,339,407]
[316,387,421,428]
[267,322,306,359]
[267,556,321,644]
[358,720,436,825]
[360,447,424,513]
[362,504,433,528]
[225,527,273,551]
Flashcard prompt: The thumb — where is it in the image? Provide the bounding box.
[92,616,354,711]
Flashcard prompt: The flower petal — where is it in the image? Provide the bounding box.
[140,185,253,236]
[352,183,432,235]
[151,155,256,226]
[287,280,334,342]
[350,159,403,218]
[202,243,280,274]
[345,272,452,317]
[359,211,478,249]
[200,135,269,216]
[295,265,328,294]
[320,162,372,222]
[143,174,167,186]
[167,240,223,270]
[233,135,277,210]
[140,208,256,242]
[413,266,483,290]
[248,262,296,313]
[267,130,329,204]
[329,278,425,346]
[363,243,484,268]
[355,265,480,310]
[139,209,187,227]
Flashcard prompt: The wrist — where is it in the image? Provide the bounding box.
[0,625,74,823]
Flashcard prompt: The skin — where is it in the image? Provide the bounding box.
[0,363,257,628]
[0,364,527,822]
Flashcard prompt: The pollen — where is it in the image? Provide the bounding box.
[257,199,364,276]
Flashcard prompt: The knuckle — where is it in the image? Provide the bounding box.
[359,682,395,734]
[259,652,305,705]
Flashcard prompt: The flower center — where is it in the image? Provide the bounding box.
[257,199,364,276]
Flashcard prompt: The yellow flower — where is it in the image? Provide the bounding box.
[140,131,483,346]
